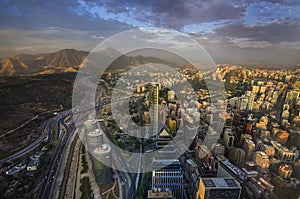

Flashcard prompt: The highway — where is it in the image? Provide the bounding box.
[40,111,74,199]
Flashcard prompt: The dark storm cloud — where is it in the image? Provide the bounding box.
[214,21,300,43]
[84,0,247,29]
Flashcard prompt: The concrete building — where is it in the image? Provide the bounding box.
[224,128,235,148]
[278,164,293,180]
[248,93,255,111]
[86,129,103,155]
[168,90,175,101]
[240,134,252,146]
[275,130,289,145]
[93,144,113,185]
[254,151,270,172]
[240,97,249,110]
[271,141,299,162]
[84,119,98,133]
[151,161,184,198]
[228,148,246,167]
[196,178,241,199]
[148,82,160,137]
[243,139,255,161]
[151,128,184,198]
[217,159,246,183]
[257,143,275,158]
[211,143,225,157]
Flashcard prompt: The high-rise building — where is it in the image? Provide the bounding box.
[294,115,300,127]
[245,116,253,134]
[243,139,255,161]
[196,143,212,164]
[286,90,300,102]
[168,90,175,101]
[282,110,290,120]
[248,92,255,111]
[148,83,160,137]
[136,83,146,93]
[229,97,239,109]
[228,148,246,167]
[257,143,275,158]
[86,129,103,154]
[150,128,184,198]
[84,119,98,133]
[219,112,233,127]
[224,128,234,148]
[211,143,225,157]
[275,130,289,145]
[240,97,248,110]
[252,86,260,93]
[151,161,184,198]
[240,134,252,146]
[167,118,177,133]
[93,144,113,185]
[196,178,241,199]
[278,164,293,179]
[271,141,299,162]
[254,151,269,172]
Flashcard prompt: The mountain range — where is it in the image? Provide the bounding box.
[0,48,176,76]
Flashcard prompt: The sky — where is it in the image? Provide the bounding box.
[0,0,300,65]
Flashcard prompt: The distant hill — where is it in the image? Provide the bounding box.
[0,49,88,76]
[0,48,181,76]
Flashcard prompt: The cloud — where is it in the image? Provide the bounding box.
[0,0,299,65]
[78,0,247,29]
[214,21,300,43]
[188,30,300,65]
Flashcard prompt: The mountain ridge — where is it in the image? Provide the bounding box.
[0,48,176,76]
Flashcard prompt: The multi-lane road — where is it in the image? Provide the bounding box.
[40,111,75,199]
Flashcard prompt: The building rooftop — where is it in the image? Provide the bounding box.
[93,144,111,154]
[202,178,240,189]
[87,129,103,136]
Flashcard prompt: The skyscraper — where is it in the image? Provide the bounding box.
[248,92,255,111]
[243,139,255,161]
[148,82,160,137]
[228,148,246,167]
[168,90,175,101]
[86,129,103,155]
[224,128,235,147]
[84,118,98,133]
[150,128,184,198]
[93,144,113,185]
